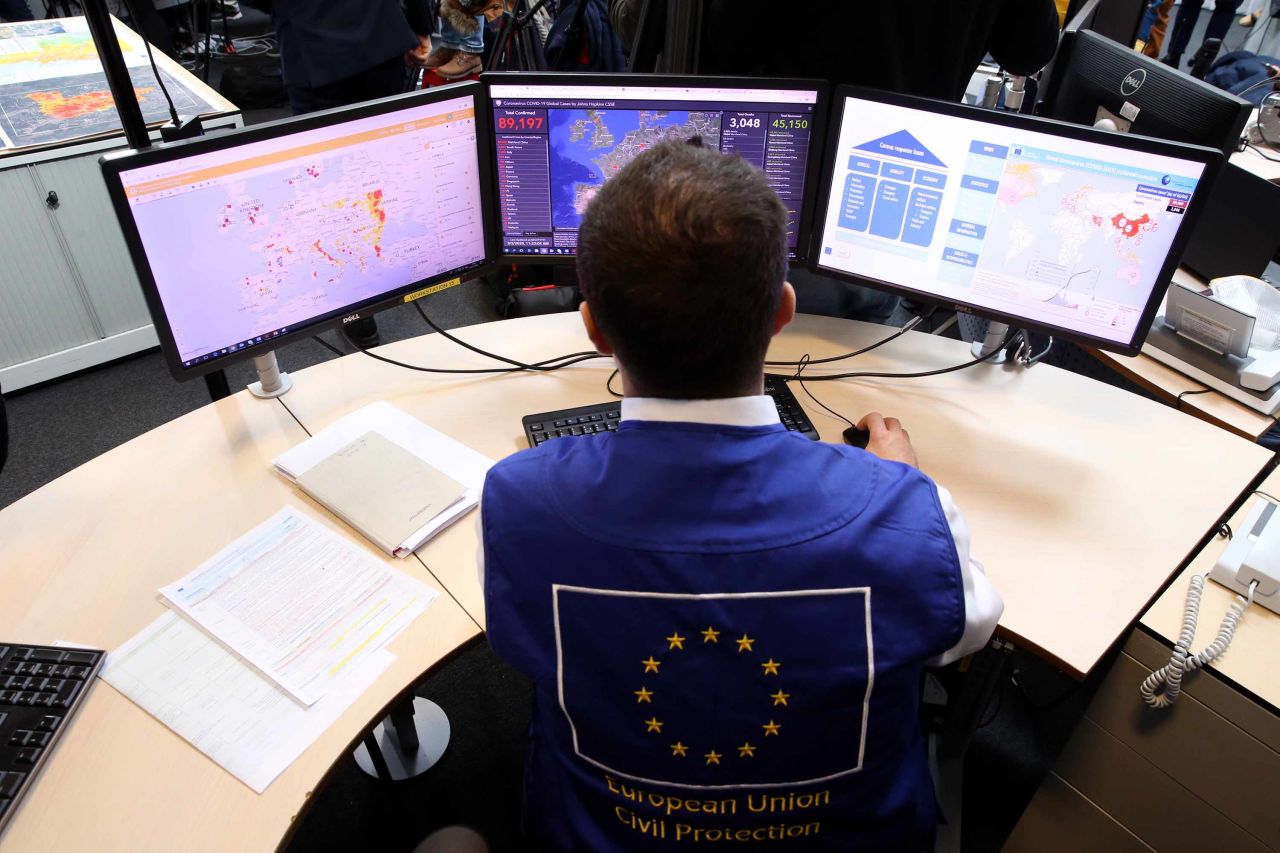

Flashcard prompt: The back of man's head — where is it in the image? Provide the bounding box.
[577,138,789,399]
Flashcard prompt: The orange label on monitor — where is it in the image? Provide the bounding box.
[404,278,462,302]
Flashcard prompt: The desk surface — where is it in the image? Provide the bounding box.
[278,312,1273,679]
[0,391,480,852]
[1141,467,1280,712]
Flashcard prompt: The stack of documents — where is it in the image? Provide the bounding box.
[273,401,494,557]
[102,506,440,792]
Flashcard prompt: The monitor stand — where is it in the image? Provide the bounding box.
[970,321,1011,365]
[247,350,293,399]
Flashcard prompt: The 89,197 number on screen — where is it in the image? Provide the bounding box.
[497,116,545,130]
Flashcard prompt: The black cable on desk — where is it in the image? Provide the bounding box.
[413,301,601,372]
[775,330,1020,383]
[1248,142,1280,163]
[340,326,603,375]
[1176,387,1212,410]
[312,334,345,358]
[791,354,855,428]
[765,317,920,368]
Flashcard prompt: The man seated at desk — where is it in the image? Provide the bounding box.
[478,139,1003,850]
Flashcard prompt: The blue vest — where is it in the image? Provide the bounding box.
[483,420,966,852]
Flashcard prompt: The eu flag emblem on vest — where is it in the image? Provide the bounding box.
[553,585,874,790]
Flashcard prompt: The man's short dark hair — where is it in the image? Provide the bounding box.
[576,139,789,398]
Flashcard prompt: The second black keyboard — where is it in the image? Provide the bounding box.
[522,376,820,447]
[0,643,104,833]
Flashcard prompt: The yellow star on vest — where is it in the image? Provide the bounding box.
[762,720,781,737]
[737,742,757,758]
[736,634,755,653]
[634,687,653,704]
[704,749,722,765]
[671,742,688,757]
[771,689,790,706]
[761,658,781,676]
[701,626,720,643]
[645,717,664,733]
[666,632,686,650]
[641,656,661,674]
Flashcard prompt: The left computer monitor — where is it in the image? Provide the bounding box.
[102,81,494,381]
[483,73,828,262]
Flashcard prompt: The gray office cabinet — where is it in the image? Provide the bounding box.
[0,116,240,392]
[0,160,102,373]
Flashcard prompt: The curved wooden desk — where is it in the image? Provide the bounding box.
[0,392,481,852]
[277,312,1273,678]
[0,312,1270,851]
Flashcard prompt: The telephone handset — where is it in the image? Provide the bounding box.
[1140,495,1280,708]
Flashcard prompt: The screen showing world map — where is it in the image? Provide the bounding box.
[488,82,821,259]
[814,93,1211,349]
[115,93,486,366]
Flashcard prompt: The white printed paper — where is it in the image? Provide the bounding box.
[103,611,392,793]
[159,506,437,705]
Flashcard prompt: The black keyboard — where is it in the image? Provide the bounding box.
[522,376,820,447]
[0,643,104,833]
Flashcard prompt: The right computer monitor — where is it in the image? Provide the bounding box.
[1046,29,1251,157]
[811,86,1222,355]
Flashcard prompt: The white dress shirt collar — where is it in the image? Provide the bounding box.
[620,395,780,427]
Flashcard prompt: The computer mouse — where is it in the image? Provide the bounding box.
[842,425,871,449]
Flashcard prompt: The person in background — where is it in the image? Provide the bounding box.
[1240,0,1270,28]
[700,0,1060,325]
[273,0,432,347]
[424,0,487,79]
[608,0,640,49]
[1162,0,1245,69]
[702,0,1060,103]
[0,0,33,22]
[1141,0,1177,59]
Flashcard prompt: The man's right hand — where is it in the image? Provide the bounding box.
[857,412,918,469]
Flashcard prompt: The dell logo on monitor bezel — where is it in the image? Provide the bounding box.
[341,314,362,324]
[1121,69,1147,97]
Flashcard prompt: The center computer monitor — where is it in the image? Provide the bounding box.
[810,86,1222,355]
[101,82,494,381]
[483,73,828,262]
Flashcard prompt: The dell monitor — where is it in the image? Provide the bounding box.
[483,73,828,262]
[810,86,1222,355]
[1046,29,1251,157]
[101,82,494,381]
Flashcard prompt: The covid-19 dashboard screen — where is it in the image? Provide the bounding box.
[116,94,487,367]
[814,93,1210,349]
[487,80,822,259]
